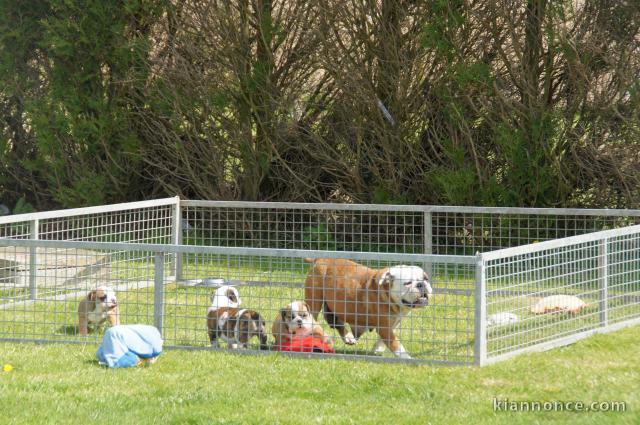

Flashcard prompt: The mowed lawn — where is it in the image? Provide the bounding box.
[0,325,638,425]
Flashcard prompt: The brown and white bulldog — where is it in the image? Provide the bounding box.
[208,285,241,311]
[303,258,432,359]
[271,301,333,350]
[207,307,268,350]
[78,286,120,336]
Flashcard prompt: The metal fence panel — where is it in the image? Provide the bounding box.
[482,225,640,364]
[0,198,177,304]
[0,239,477,365]
[180,200,640,258]
[1,198,640,366]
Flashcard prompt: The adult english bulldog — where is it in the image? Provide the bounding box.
[304,258,432,359]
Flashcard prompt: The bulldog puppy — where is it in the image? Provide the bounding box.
[304,258,432,359]
[272,301,333,350]
[530,295,586,315]
[207,307,268,350]
[78,286,120,336]
[208,285,241,313]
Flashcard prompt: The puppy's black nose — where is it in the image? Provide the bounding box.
[416,281,424,289]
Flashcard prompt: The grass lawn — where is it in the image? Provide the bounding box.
[0,325,638,425]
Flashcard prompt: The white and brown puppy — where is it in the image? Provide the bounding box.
[271,301,333,350]
[207,307,268,350]
[78,286,120,336]
[208,285,241,312]
[304,258,432,359]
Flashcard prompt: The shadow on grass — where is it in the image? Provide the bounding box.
[56,324,110,337]
[57,324,80,335]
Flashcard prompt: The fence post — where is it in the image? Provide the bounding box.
[171,196,183,281]
[474,253,487,366]
[154,252,165,335]
[598,238,608,327]
[423,211,433,277]
[29,219,39,300]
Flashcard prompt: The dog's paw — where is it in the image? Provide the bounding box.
[373,339,386,353]
[342,332,357,345]
[393,344,412,359]
[322,335,335,347]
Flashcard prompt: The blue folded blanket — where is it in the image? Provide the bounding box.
[96,325,163,368]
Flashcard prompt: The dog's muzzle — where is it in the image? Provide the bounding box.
[402,296,430,308]
[402,282,432,308]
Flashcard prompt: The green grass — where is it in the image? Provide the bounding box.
[0,325,638,424]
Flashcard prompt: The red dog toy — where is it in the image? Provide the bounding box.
[276,336,334,353]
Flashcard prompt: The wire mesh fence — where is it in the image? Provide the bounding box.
[0,197,639,365]
[430,210,640,255]
[180,201,640,256]
[0,239,476,364]
[0,199,176,303]
[481,225,640,365]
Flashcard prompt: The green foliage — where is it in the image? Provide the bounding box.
[302,223,339,251]
[0,0,165,207]
[12,197,35,215]
[421,0,465,59]
[493,114,564,207]
[1,1,639,208]
[452,61,493,89]
[371,186,409,205]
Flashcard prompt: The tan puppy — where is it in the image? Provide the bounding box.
[207,307,268,350]
[530,295,587,315]
[304,258,432,359]
[78,286,120,336]
[272,301,332,350]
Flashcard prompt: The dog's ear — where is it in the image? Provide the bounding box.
[280,308,289,322]
[226,288,238,304]
[423,272,430,282]
[378,271,394,289]
[87,290,97,301]
[250,310,262,323]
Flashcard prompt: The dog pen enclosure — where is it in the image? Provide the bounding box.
[1,197,639,365]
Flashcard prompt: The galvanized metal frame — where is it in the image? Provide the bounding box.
[0,197,639,366]
[0,237,477,365]
[481,224,640,364]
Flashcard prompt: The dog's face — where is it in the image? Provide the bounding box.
[211,285,241,308]
[90,286,118,311]
[381,266,432,308]
[280,301,314,335]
